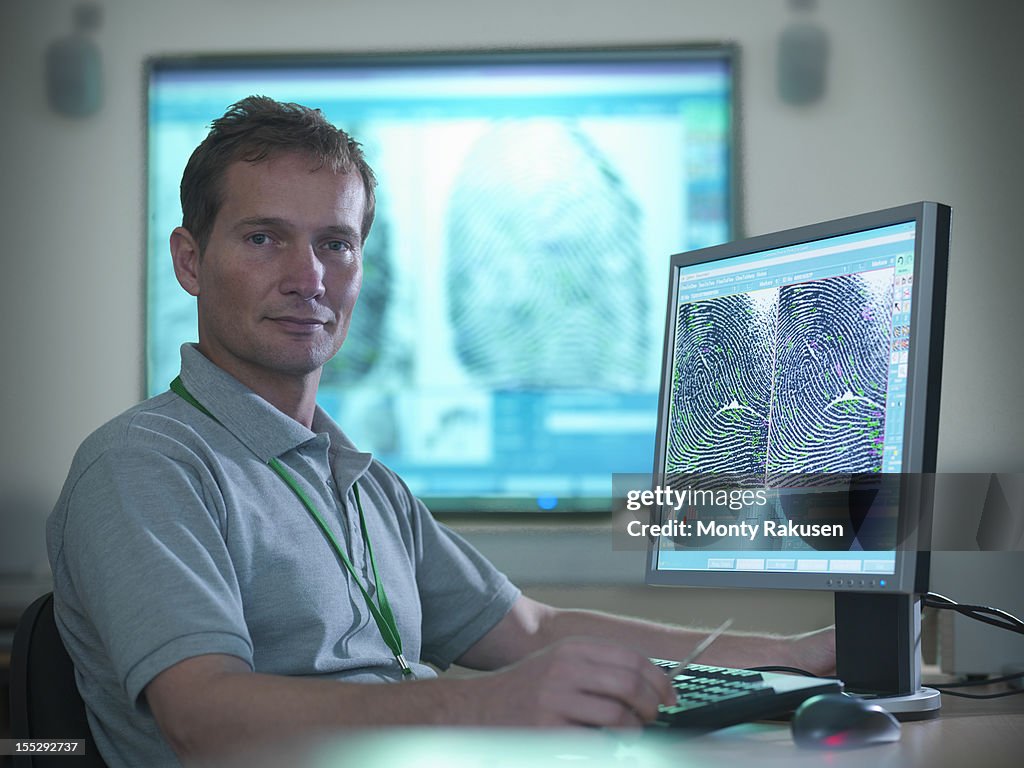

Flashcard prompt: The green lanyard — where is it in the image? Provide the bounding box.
[170,376,413,678]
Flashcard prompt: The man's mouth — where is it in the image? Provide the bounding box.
[269,316,329,332]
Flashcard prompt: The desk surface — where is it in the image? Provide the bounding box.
[212,686,1023,768]
[662,690,1024,768]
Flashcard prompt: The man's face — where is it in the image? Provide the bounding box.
[179,152,366,390]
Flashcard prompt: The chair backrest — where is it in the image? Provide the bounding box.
[9,592,108,768]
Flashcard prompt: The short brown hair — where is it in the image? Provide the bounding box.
[180,95,377,251]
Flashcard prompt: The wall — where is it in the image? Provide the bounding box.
[1,0,1022,630]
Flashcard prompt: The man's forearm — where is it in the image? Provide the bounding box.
[147,655,484,761]
[147,599,835,762]
[148,640,678,762]
[455,596,834,676]
[532,606,835,674]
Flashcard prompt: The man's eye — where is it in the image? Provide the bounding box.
[248,233,271,246]
[325,240,352,252]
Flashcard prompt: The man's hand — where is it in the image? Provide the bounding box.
[465,637,676,728]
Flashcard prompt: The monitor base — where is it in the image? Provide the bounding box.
[850,686,942,720]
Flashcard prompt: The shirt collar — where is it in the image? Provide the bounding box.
[311,405,375,491]
[176,344,372,484]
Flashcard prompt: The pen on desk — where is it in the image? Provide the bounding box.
[679,618,734,666]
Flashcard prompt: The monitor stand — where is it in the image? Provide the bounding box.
[834,592,941,719]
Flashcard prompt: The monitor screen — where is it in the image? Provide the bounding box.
[646,202,950,594]
[146,47,738,513]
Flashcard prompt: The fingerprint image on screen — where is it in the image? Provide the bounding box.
[666,269,893,478]
[666,289,775,474]
[768,271,892,478]
[445,119,649,390]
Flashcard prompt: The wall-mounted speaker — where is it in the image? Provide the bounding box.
[778,21,829,106]
[45,3,103,118]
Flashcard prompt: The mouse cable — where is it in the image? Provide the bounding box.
[748,666,1024,700]
[933,671,1024,700]
[747,666,1024,699]
[922,591,1024,636]
[922,592,1024,699]
[921,664,1024,699]
[930,684,1024,700]
[746,665,821,677]
[930,670,1024,689]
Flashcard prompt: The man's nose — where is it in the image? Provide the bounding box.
[281,243,325,301]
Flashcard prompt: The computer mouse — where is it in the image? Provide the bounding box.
[791,693,901,749]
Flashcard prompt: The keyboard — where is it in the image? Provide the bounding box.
[649,660,843,732]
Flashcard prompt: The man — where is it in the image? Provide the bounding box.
[48,96,833,767]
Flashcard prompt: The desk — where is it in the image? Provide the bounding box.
[660,690,1024,767]
[212,689,1023,768]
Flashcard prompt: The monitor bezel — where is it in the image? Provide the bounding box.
[646,201,951,593]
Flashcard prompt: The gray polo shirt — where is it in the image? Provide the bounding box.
[47,344,520,767]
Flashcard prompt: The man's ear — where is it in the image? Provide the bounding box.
[170,227,202,297]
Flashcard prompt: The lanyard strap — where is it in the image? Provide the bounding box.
[170,376,412,678]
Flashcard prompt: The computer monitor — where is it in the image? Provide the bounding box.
[645,202,951,714]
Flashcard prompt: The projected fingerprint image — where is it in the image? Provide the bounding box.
[320,211,392,387]
[768,271,892,476]
[445,120,648,389]
[665,289,775,474]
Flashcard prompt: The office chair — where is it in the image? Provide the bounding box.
[9,592,108,768]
